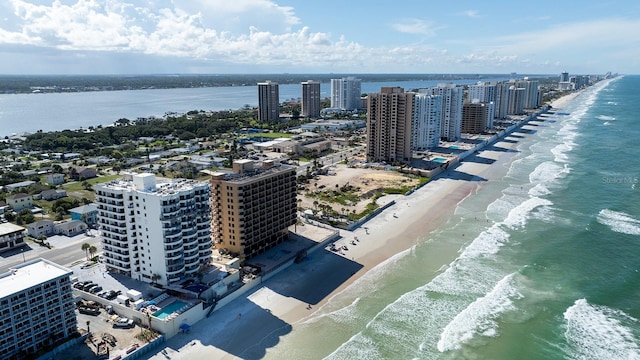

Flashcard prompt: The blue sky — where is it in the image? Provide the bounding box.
[1,0,639,75]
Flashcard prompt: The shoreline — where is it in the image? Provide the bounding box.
[147,93,579,359]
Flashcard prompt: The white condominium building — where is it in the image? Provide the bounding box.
[517,78,540,109]
[330,77,362,110]
[95,173,212,286]
[412,93,442,150]
[423,83,463,142]
[468,81,497,104]
[0,259,76,359]
[507,86,526,115]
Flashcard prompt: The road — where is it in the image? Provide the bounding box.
[0,231,102,273]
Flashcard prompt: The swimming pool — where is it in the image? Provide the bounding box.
[432,157,447,163]
[153,300,188,320]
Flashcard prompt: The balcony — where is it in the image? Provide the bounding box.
[164,236,182,247]
[163,227,181,237]
[166,251,182,261]
[183,249,199,262]
[166,265,185,277]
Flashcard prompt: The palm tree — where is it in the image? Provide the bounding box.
[151,273,161,285]
[81,243,91,260]
[88,245,97,259]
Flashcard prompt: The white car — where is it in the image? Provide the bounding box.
[113,318,134,329]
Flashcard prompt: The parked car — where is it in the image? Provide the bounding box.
[113,318,134,329]
[78,307,100,316]
[104,290,118,300]
[82,282,96,291]
[89,286,103,294]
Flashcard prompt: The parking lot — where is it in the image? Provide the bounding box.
[54,306,144,360]
[54,262,164,359]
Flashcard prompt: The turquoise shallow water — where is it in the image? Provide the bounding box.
[265,76,640,360]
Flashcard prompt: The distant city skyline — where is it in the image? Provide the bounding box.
[0,0,639,75]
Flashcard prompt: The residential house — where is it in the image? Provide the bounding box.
[54,220,88,237]
[40,189,67,201]
[68,166,97,180]
[6,193,33,212]
[26,219,55,238]
[45,173,65,185]
[69,203,98,226]
[5,180,35,191]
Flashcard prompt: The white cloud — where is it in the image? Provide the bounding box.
[0,1,636,74]
[458,10,480,18]
[391,18,439,36]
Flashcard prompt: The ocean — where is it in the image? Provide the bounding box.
[263,75,640,359]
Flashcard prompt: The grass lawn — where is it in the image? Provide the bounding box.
[250,132,293,139]
[62,174,121,191]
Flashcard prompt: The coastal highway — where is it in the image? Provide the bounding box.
[0,231,101,273]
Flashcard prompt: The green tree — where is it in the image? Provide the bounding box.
[81,180,92,190]
[151,273,161,285]
[81,243,91,260]
[4,212,15,222]
[88,245,97,259]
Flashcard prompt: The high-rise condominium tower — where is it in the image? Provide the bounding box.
[412,93,442,150]
[301,80,321,118]
[424,83,463,141]
[367,87,414,163]
[95,173,212,286]
[258,81,280,122]
[210,160,297,261]
[330,77,361,110]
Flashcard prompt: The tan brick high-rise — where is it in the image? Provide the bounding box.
[210,160,297,261]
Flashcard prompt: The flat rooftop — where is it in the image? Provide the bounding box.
[0,258,72,298]
[0,222,25,236]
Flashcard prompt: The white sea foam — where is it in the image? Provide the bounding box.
[529,161,569,186]
[325,287,470,359]
[485,197,514,221]
[502,196,553,229]
[597,115,616,121]
[551,143,572,162]
[425,259,501,297]
[437,273,523,352]
[528,183,550,197]
[459,225,510,259]
[607,101,618,105]
[564,299,640,360]
[324,331,383,360]
[596,209,640,235]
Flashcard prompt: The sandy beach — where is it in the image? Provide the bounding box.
[146,95,576,360]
